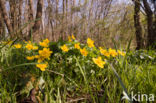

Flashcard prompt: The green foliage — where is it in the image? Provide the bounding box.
[0,39,155,103]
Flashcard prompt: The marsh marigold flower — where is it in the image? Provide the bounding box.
[39,39,50,47]
[26,56,35,60]
[99,47,110,57]
[43,39,49,44]
[61,44,69,52]
[39,48,53,59]
[71,34,76,40]
[40,42,48,47]
[87,38,94,48]
[36,63,48,71]
[14,44,22,49]
[26,43,34,50]
[92,56,105,68]
[74,43,80,49]
[109,48,118,57]
[80,48,88,56]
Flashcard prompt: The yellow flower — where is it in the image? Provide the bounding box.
[43,39,49,44]
[80,48,88,56]
[99,47,110,57]
[92,56,106,68]
[26,43,34,50]
[14,44,22,49]
[39,39,50,47]
[25,43,38,50]
[36,63,48,71]
[61,45,69,52]
[68,36,72,42]
[109,48,118,57]
[39,42,48,47]
[72,34,76,40]
[117,50,125,56]
[74,43,80,49]
[39,48,53,59]
[87,38,95,48]
[26,56,35,60]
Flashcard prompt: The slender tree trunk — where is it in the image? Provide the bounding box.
[32,0,43,41]
[134,0,144,49]
[10,1,15,30]
[29,0,34,21]
[143,0,156,49]
[24,0,29,38]
[18,0,23,37]
[10,1,18,34]
[66,0,68,38]
[62,0,65,39]
[0,11,3,37]
[0,0,13,37]
[19,0,23,27]
[27,0,34,39]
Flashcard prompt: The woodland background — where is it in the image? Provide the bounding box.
[0,0,155,49]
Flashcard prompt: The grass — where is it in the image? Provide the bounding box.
[0,37,155,103]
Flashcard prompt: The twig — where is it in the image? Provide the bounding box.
[46,69,64,77]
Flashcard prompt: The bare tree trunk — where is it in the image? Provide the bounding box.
[62,0,65,39]
[134,0,144,49]
[10,1,15,30]
[24,0,29,38]
[143,0,156,49]
[56,0,59,40]
[18,0,23,37]
[65,0,68,38]
[0,11,3,37]
[26,0,34,39]
[29,0,34,21]
[70,0,73,35]
[19,0,23,27]
[32,0,43,41]
[0,0,13,37]
[10,0,18,35]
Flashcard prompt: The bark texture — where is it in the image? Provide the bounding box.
[0,0,13,37]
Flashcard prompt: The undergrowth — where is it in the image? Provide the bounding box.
[0,36,155,103]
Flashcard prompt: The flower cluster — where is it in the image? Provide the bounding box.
[12,35,126,71]
[99,47,125,58]
[25,39,52,71]
[60,36,125,68]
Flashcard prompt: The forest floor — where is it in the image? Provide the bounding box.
[0,36,155,103]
